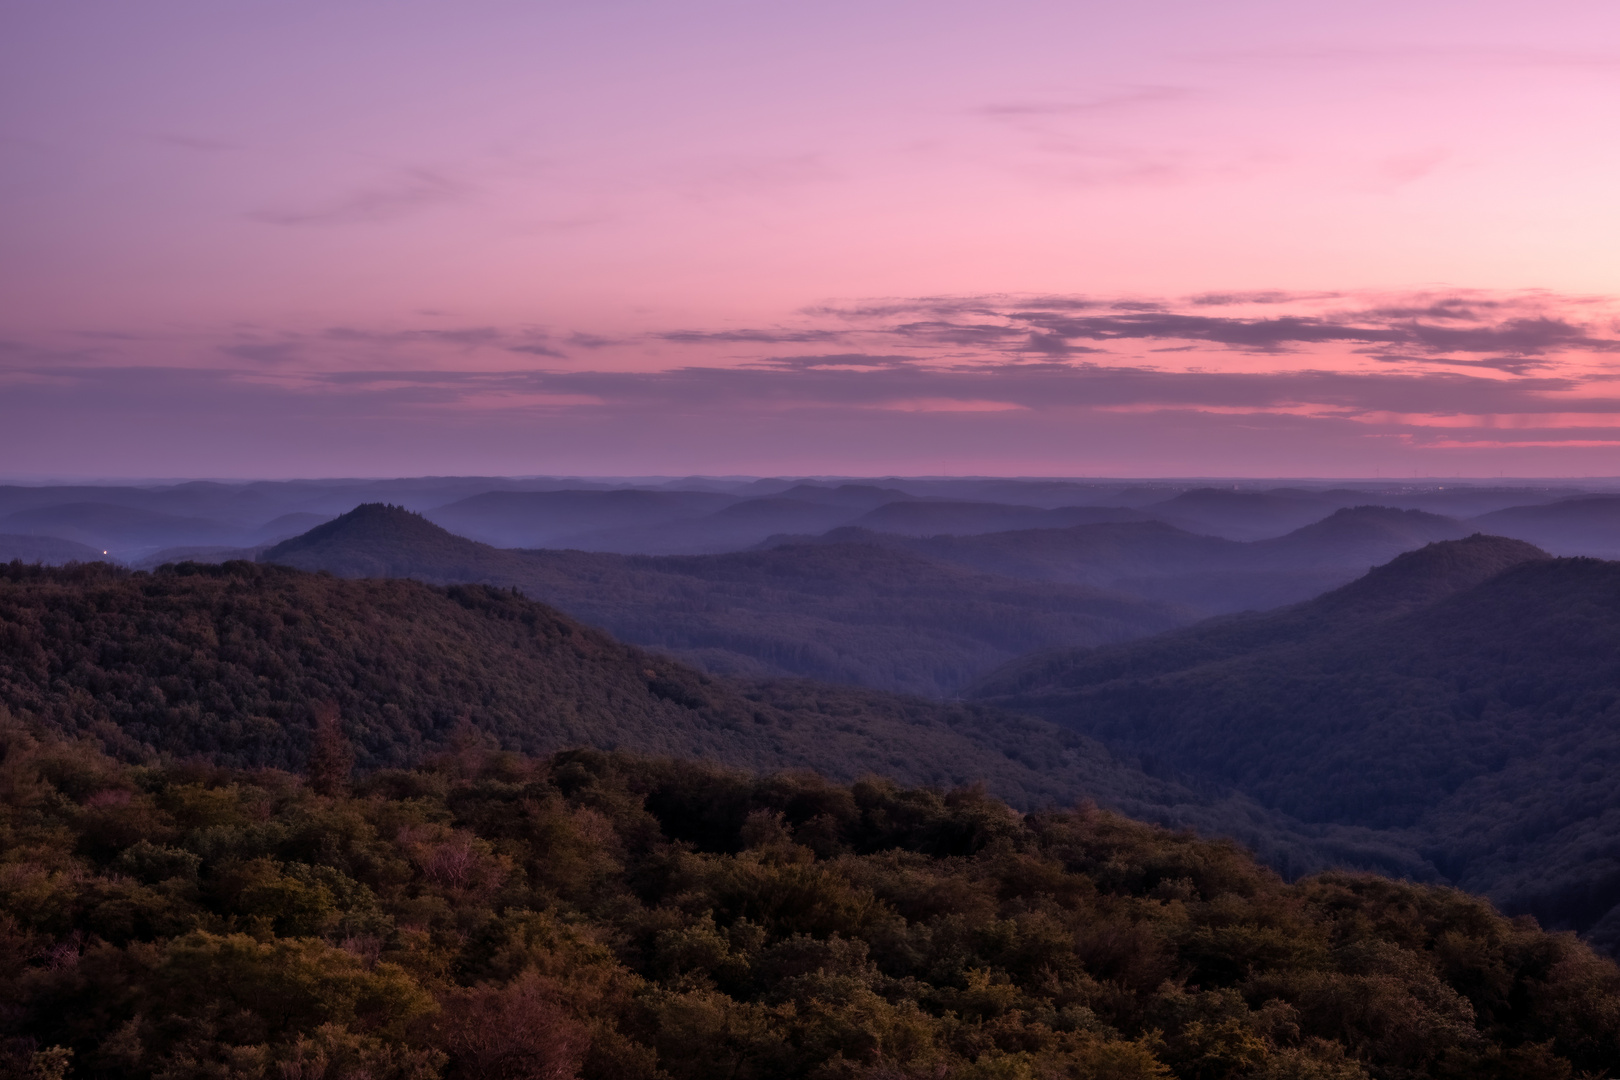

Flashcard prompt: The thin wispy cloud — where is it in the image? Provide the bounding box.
[247,169,470,227]
[803,291,1620,365]
[658,329,847,345]
[221,342,302,365]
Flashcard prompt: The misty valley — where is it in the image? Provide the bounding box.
[5,475,1620,1078]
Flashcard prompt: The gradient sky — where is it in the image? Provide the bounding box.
[5,0,1620,478]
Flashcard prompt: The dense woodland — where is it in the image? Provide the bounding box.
[0,558,1418,882]
[2,723,1618,1080]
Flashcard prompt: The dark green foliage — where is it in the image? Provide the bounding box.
[261,504,1195,697]
[971,536,1620,946]
[0,725,1615,1079]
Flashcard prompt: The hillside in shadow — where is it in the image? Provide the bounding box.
[970,535,1620,947]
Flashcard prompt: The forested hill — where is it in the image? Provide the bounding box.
[0,558,1411,877]
[5,733,1616,1079]
[971,536,1620,945]
[261,503,1194,696]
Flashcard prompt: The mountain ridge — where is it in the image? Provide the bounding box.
[263,504,1198,696]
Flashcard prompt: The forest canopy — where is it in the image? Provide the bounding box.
[0,721,1617,1080]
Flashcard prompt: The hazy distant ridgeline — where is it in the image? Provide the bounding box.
[1472,495,1620,556]
[420,484,1158,554]
[260,504,1197,697]
[258,502,1498,697]
[0,532,104,563]
[416,481,1608,556]
[770,505,1479,615]
[971,535,1620,949]
[3,475,1617,562]
[243,496,1618,695]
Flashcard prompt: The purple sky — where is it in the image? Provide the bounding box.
[5,1,1620,477]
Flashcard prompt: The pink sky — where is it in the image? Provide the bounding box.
[4,0,1620,477]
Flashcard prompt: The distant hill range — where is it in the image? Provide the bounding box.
[421,482,1602,554]
[261,505,1195,696]
[969,534,1620,949]
[2,475,1615,563]
[1471,495,1620,557]
[422,485,1153,553]
[254,501,1612,695]
[773,505,1478,615]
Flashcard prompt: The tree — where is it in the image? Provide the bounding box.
[307,703,354,797]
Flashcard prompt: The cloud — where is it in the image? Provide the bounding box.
[325,325,567,357]
[658,329,846,345]
[247,169,469,226]
[886,320,1028,348]
[807,291,1620,362]
[566,332,620,349]
[14,288,1620,476]
[750,354,912,370]
[325,327,478,345]
[527,358,1593,421]
[221,342,301,364]
[1000,311,1614,355]
[1186,291,1345,307]
[10,342,1620,479]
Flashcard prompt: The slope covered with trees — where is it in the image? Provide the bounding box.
[0,556,1421,878]
[2,726,1615,1080]
[970,536,1620,946]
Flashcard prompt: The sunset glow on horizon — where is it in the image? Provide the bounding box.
[6,0,1620,478]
